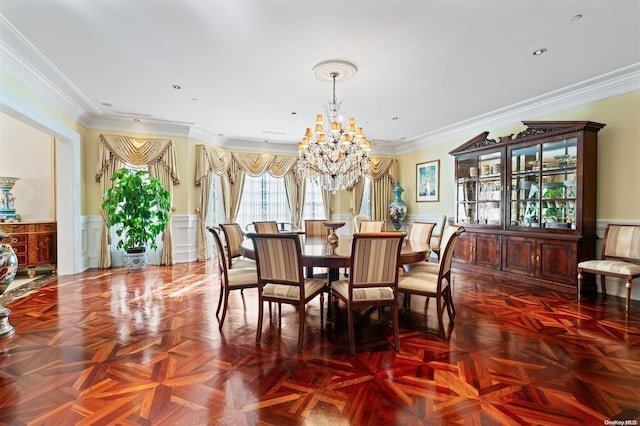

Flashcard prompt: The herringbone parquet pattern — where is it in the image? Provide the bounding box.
[1,262,638,425]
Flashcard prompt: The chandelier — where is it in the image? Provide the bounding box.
[297,61,371,193]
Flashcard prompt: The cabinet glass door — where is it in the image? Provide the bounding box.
[541,138,577,230]
[509,138,577,229]
[456,151,502,225]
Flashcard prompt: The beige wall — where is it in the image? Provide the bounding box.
[3,76,638,226]
[0,112,55,221]
[396,90,640,223]
[83,129,197,216]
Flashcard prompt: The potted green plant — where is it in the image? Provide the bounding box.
[101,168,171,271]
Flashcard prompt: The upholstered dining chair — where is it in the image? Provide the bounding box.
[403,222,436,270]
[358,220,384,233]
[430,215,447,260]
[304,219,329,238]
[304,219,329,278]
[331,232,406,354]
[253,221,279,233]
[409,222,436,243]
[249,232,326,352]
[219,223,255,269]
[207,226,259,330]
[397,224,464,339]
[353,214,371,233]
[577,224,640,311]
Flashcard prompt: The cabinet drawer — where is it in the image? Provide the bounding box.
[34,223,56,232]
[8,234,28,244]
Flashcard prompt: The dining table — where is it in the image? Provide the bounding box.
[240,234,431,322]
[241,235,430,272]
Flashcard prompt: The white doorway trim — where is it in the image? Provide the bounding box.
[1,88,82,275]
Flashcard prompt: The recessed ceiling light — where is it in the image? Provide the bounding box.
[171,84,181,90]
[532,48,547,56]
[101,102,113,107]
[392,117,399,121]
[570,14,583,22]
[192,98,198,101]
[291,112,297,115]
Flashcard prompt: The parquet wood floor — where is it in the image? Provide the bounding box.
[1,262,638,425]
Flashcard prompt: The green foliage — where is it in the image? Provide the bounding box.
[101,168,171,251]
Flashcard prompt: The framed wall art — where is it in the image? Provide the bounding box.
[416,160,440,202]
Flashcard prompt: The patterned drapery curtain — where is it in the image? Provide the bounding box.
[96,135,180,268]
[284,171,305,229]
[194,146,306,258]
[366,157,395,229]
[349,178,366,231]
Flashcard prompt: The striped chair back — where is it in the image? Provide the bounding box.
[603,224,640,260]
[409,222,436,245]
[358,220,384,233]
[253,221,279,233]
[304,219,329,237]
[436,225,465,280]
[349,232,405,289]
[208,226,229,277]
[250,233,302,285]
[219,223,244,268]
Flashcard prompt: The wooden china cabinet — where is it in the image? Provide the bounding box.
[449,121,605,294]
[0,221,57,276]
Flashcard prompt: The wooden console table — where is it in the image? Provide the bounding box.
[0,221,57,277]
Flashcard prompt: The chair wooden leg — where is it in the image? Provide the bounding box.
[436,296,446,339]
[278,303,282,328]
[256,296,264,345]
[391,302,400,352]
[216,285,224,316]
[445,287,455,319]
[320,293,324,329]
[218,288,230,330]
[601,275,607,296]
[298,302,305,352]
[577,271,583,301]
[347,303,355,355]
[626,279,632,311]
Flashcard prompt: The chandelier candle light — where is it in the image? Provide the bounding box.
[297,61,371,193]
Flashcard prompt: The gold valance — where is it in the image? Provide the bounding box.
[96,134,180,184]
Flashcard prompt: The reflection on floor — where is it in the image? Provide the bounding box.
[1,263,639,425]
[0,274,56,304]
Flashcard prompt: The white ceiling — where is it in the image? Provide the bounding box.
[1,0,639,155]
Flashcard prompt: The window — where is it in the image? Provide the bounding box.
[303,180,325,220]
[206,174,224,227]
[359,177,372,217]
[236,174,291,231]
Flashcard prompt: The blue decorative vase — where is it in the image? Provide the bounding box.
[0,177,19,220]
[389,182,407,231]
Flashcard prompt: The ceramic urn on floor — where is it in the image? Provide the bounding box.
[0,231,18,338]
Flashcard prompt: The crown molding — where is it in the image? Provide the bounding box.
[3,9,638,155]
[0,15,99,127]
[394,63,640,155]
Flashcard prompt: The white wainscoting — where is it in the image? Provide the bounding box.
[405,215,639,301]
[78,214,639,301]
[171,215,199,264]
[81,214,200,269]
